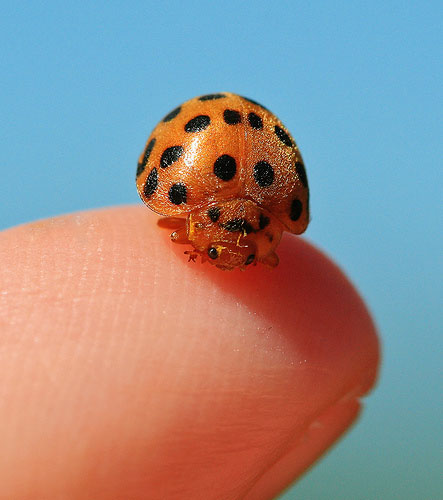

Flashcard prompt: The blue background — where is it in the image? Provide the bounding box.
[1,2,441,498]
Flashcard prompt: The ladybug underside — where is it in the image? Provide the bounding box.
[136,92,310,270]
[158,199,284,270]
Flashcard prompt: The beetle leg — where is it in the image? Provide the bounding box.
[184,250,199,262]
[157,217,186,230]
[157,217,189,245]
[261,251,279,268]
[170,226,190,245]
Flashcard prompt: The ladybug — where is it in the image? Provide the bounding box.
[136,92,309,270]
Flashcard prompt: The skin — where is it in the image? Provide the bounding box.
[0,206,379,499]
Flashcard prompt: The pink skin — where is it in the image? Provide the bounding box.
[0,206,379,499]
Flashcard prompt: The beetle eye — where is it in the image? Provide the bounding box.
[208,247,218,259]
[245,254,255,265]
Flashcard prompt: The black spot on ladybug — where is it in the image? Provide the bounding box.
[207,207,221,222]
[185,115,210,133]
[143,167,158,198]
[137,138,156,176]
[208,247,219,259]
[241,96,268,111]
[163,106,181,122]
[274,125,293,147]
[259,213,270,230]
[245,254,255,265]
[160,146,184,168]
[290,199,303,221]
[223,218,254,234]
[199,94,226,101]
[136,162,144,177]
[248,112,263,130]
[253,161,274,187]
[168,183,187,205]
[214,154,236,181]
[223,109,241,125]
[295,161,308,187]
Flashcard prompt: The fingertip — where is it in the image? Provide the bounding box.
[244,398,362,500]
[0,206,380,499]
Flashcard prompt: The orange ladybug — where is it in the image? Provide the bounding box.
[136,93,309,270]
